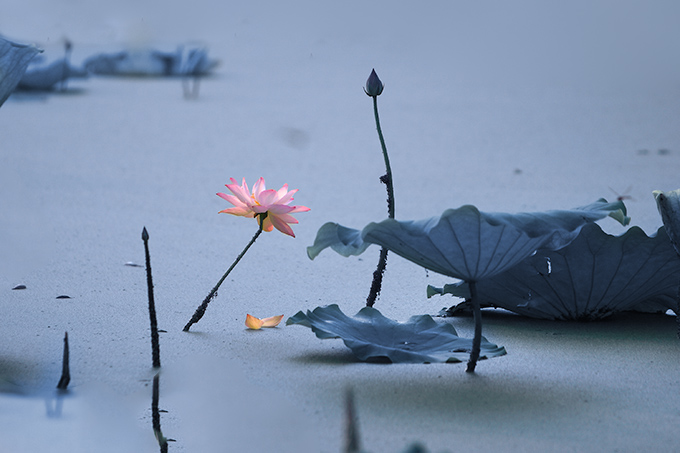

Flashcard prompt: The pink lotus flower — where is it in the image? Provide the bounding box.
[217,177,310,237]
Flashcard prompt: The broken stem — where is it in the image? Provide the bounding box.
[183,214,266,331]
[466,280,482,373]
[57,331,70,390]
[143,227,161,368]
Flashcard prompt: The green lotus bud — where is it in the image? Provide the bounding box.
[653,189,680,255]
[364,69,384,97]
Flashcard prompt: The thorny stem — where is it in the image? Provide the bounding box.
[366,248,388,308]
[373,96,395,219]
[466,281,482,373]
[366,95,394,307]
[183,214,266,331]
[143,227,161,368]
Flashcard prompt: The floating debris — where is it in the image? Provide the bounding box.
[12,284,26,290]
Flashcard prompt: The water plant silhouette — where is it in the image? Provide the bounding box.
[428,222,680,321]
[288,304,505,363]
[308,200,628,371]
[364,69,394,308]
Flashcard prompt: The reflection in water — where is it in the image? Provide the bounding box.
[44,392,65,418]
[46,330,71,418]
[152,372,172,452]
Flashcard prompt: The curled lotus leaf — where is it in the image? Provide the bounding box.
[0,37,41,107]
[654,189,680,256]
[428,224,680,320]
[287,304,506,364]
[308,199,629,282]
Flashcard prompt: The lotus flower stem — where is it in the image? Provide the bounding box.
[365,70,395,307]
[142,227,161,368]
[56,331,70,390]
[183,215,266,331]
[466,281,482,373]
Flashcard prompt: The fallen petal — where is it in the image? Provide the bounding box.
[261,315,284,327]
[245,314,264,330]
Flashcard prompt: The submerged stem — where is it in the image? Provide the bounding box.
[183,215,265,332]
[466,280,482,373]
[365,95,395,307]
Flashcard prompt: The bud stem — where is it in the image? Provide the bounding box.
[373,96,395,219]
[366,95,395,307]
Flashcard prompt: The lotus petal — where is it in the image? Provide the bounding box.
[245,314,265,330]
[261,315,284,327]
[0,37,41,107]
[287,304,506,364]
[308,199,628,282]
[429,224,680,320]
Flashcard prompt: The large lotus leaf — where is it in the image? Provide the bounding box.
[654,189,680,256]
[0,37,41,107]
[287,304,506,363]
[308,199,629,281]
[428,224,680,320]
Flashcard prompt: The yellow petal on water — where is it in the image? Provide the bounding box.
[261,315,284,328]
[245,314,264,330]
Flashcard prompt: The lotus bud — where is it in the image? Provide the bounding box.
[653,189,680,255]
[364,69,384,97]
